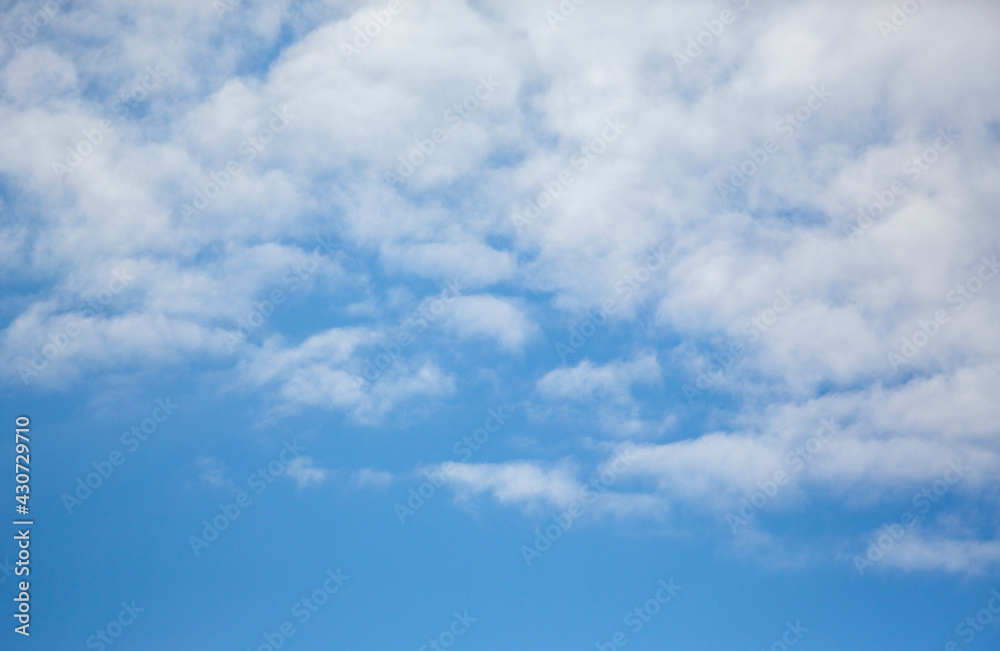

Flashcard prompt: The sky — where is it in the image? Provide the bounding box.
[2,0,1000,648]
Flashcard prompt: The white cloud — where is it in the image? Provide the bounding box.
[2,0,1000,573]
[353,468,393,489]
[537,354,660,404]
[380,240,517,288]
[442,295,538,352]
[238,327,455,424]
[194,455,231,487]
[428,458,661,520]
[431,460,583,511]
[617,433,788,503]
[535,354,667,436]
[879,534,1000,575]
[284,456,328,490]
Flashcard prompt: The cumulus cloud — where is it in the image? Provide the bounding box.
[431,460,583,511]
[237,327,455,423]
[537,354,661,404]
[427,458,661,520]
[194,455,231,488]
[877,534,1000,575]
[534,355,667,436]
[3,0,1000,573]
[442,294,538,352]
[284,456,329,490]
[354,468,393,489]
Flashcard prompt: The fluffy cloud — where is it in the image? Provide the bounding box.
[237,327,455,423]
[537,354,661,403]
[441,294,538,352]
[284,456,329,489]
[3,0,999,573]
[353,468,393,489]
[432,460,583,511]
[428,458,658,520]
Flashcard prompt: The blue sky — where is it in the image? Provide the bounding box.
[3,0,1000,648]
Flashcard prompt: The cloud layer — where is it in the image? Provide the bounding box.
[3,0,999,573]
